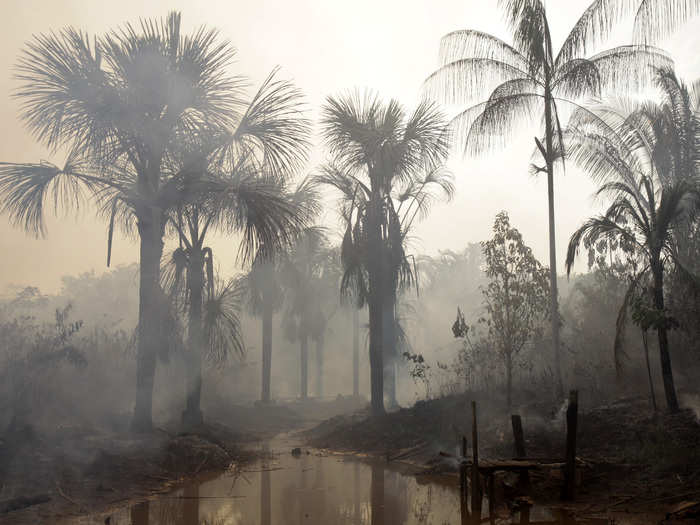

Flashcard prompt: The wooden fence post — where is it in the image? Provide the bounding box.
[561,390,578,500]
[511,414,526,457]
[460,436,469,525]
[511,414,529,486]
[471,401,481,520]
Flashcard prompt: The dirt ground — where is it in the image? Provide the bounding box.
[0,403,302,524]
[0,396,369,524]
[306,394,700,522]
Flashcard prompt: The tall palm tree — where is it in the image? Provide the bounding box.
[0,14,313,431]
[158,71,311,425]
[0,13,248,431]
[565,70,699,411]
[244,250,285,404]
[242,178,321,404]
[281,226,329,400]
[424,0,687,394]
[310,245,342,399]
[163,262,246,423]
[319,94,451,413]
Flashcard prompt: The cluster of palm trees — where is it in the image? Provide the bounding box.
[0,1,698,428]
[0,14,314,430]
[426,0,699,411]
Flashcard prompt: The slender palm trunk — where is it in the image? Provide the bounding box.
[543,92,564,398]
[316,331,325,398]
[367,193,385,415]
[183,254,204,427]
[641,329,657,412]
[300,329,309,400]
[352,307,360,397]
[132,213,164,432]
[652,261,679,411]
[506,350,513,411]
[382,290,397,408]
[261,298,273,403]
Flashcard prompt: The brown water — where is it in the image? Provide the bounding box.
[65,435,613,525]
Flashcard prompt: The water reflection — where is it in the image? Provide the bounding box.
[69,442,609,525]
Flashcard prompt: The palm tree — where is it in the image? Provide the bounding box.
[565,70,699,411]
[310,246,343,399]
[0,14,315,431]
[319,94,451,413]
[0,13,252,431]
[241,177,321,403]
[157,71,311,425]
[244,250,285,404]
[425,0,688,395]
[281,226,329,400]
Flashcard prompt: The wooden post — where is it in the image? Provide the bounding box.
[460,436,469,525]
[561,390,578,500]
[511,415,526,457]
[519,504,531,524]
[487,474,495,524]
[511,414,529,486]
[471,401,481,521]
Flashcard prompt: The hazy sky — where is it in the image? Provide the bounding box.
[0,0,699,293]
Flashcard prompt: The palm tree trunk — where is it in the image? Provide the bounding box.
[506,350,513,411]
[183,255,204,427]
[382,290,397,408]
[352,307,360,397]
[316,331,324,398]
[300,329,309,400]
[132,213,164,432]
[261,298,273,403]
[652,261,679,411]
[641,329,657,412]
[367,195,385,415]
[543,93,564,398]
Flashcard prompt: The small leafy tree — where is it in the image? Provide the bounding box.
[480,211,549,409]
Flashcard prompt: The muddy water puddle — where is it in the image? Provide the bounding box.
[65,436,615,525]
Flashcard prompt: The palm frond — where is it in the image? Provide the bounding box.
[14,27,116,155]
[566,215,639,275]
[206,172,308,263]
[394,99,451,183]
[464,93,543,156]
[321,89,388,172]
[203,278,246,364]
[587,45,673,93]
[555,0,627,66]
[0,153,101,236]
[632,0,700,45]
[438,29,528,69]
[424,58,534,106]
[228,67,311,178]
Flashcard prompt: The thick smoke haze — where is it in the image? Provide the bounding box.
[1,0,698,292]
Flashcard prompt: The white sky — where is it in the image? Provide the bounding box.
[0,0,698,292]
